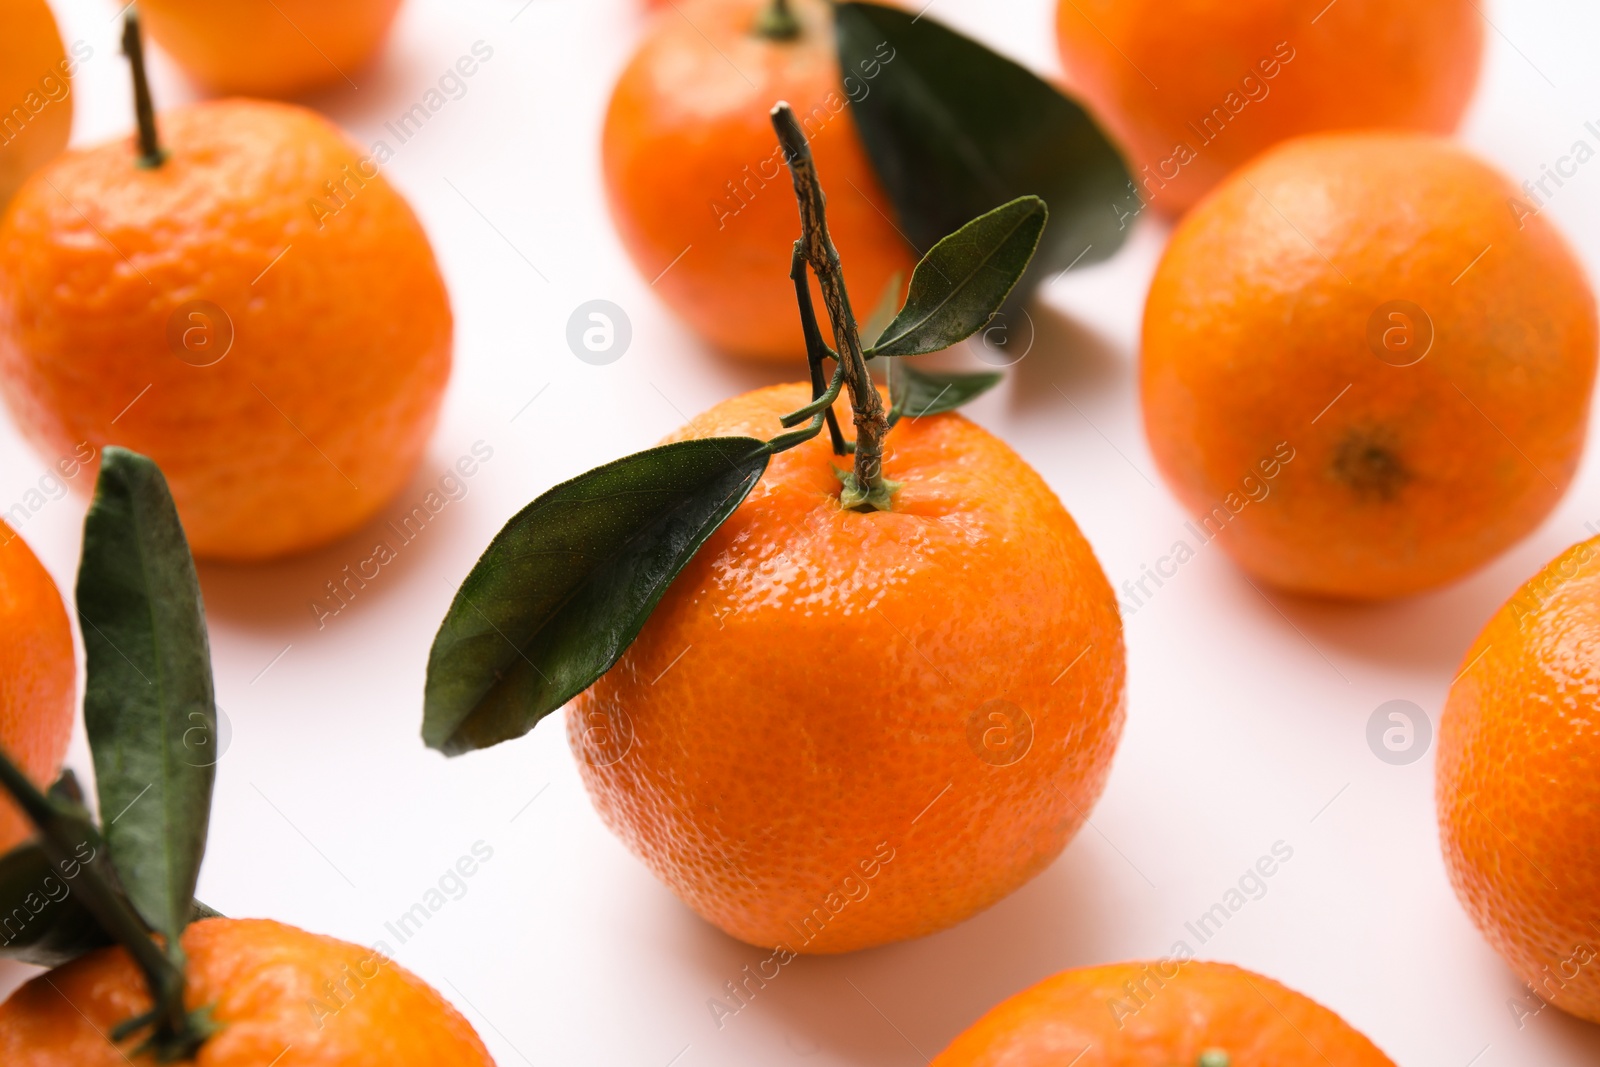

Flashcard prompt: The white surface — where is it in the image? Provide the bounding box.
[4,0,1600,1063]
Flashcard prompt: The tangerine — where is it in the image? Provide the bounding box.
[1437,536,1600,1023]
[1055,0,1483,215]
[0,521,74,855]
[1141,132,1597,600]
[932,960,1395,1065]
[603,0,913,360]
[139,0,404,98]
[569,382,1126,953]
[0,98,453,561]
[0,917,495,1065]
[0,0,75,209]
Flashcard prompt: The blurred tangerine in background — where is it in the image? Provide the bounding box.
[0,524,73,856]
[604,0,914,361]
[139,0,405,98]
[0,0,76,209]
[1056,0,1484,215]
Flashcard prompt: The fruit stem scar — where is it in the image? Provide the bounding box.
[121,12,168,169]
[755,0,802,41]
[771,102,893,510]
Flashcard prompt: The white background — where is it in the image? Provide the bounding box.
[4,0,1600,1063]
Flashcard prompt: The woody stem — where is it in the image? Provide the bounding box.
[755,0,801,40]
[121,10,166,168]
[771,103,890,505]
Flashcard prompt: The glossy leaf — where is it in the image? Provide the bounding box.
[425,437,771,756]
[837,2,1133,297]
[889,362,1002,426]
[869,197,1045,357]
[76,448,215,945]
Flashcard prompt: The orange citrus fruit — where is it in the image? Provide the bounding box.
[569,382,1126,953]
[1437,536,1600,1023]
[0,99,453,561]
[0,917,495,1065]
[932,960,1395,1065]
[1056,0,1483,216]
[0,521,74,855]
[1141,132,1597,600]
[603,0,914,361]
[0,0,75,209]
[139,0,404,98]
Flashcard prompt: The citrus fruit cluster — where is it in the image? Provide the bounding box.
[0,0,1595,1062]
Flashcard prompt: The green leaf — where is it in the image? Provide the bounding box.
[0,843,115,967]
[889,362,1003,426]
[0,772,112,969]
[837,2,1134,298]
[424,437,771,756]
[868,197,1046,357]
[76,448,215,946]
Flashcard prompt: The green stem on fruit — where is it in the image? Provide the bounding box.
[771,102,894,511]
[0,749,212,1060]
[755,0,802,40]
[121,10,167,169]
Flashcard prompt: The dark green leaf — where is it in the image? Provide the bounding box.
[837,2,1134,301]
[869,197,1045,357]
[76,448,214,946]
[0,837,114,967]
[0,772,110,968]
[424,437,771,756]
[889,362,1003,426]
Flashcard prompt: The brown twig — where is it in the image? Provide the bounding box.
[122,11,166,169]
[771,103,891,506]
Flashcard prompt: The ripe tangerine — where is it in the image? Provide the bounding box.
[0,522,74,855]
[139,0,404,99]
[932,960,1396,1066]
[570,382,1126,952]
[0,917,496,1065]
[1055,0,1483,215]
[603,0,913,360]
[1437,536,1600,1023]
[1141,132,1597,599]
[0,99,453,561]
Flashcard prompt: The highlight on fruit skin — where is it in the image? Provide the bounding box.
[0,0,78,209]
[0,90,453,561]
[138,0,406,98]
[930,960,1397,1066]
[1055,0,1484,216]
[1437,535,1600,1024]
[1141,131,1598,600]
